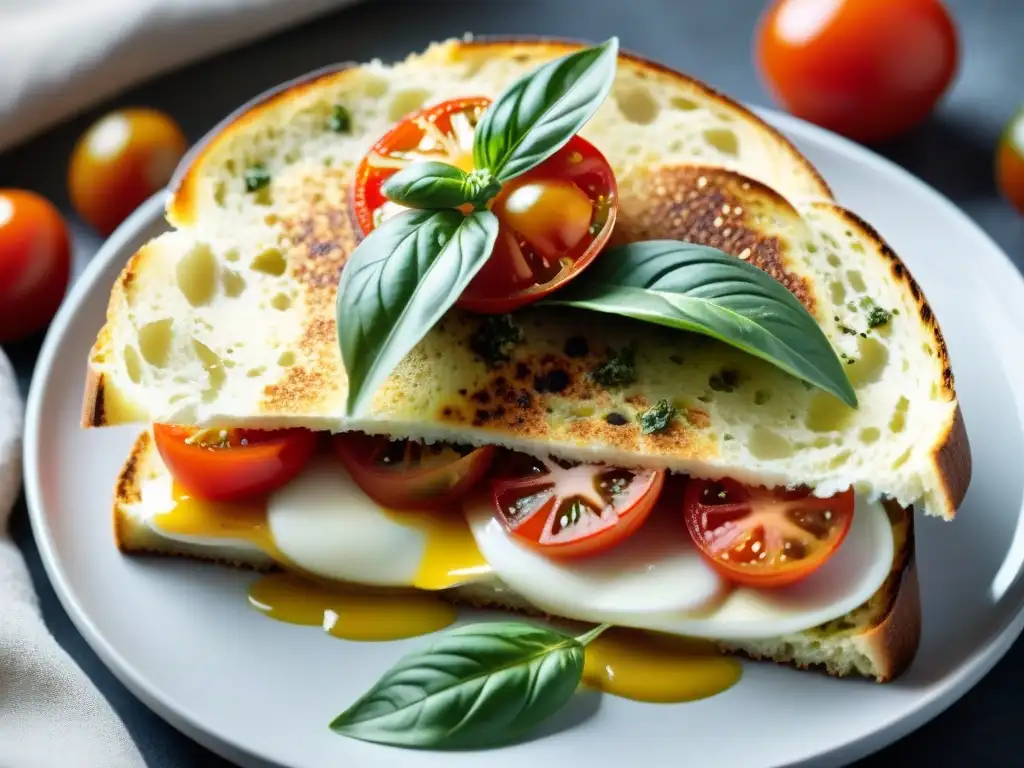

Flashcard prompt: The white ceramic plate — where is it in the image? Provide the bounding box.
[24,106,1024,768]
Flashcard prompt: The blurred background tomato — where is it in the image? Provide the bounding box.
[0,190,71,343]
[68,108,187,236]
[756,0,959,143]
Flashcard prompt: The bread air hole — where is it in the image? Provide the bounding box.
[670,96,699,111]
[847,270,867,292]
[805,393,854,432]
[138,320,173,367]
[191,339,226,402]
[703,128,739,156]
[859,427,880,444]
[890,396,909,433]
[616,87,659,125]
[222,269,246,298]
[829,280,846,305]
[847,337,888,387]
[278,350,296,367]
[389,88,430,121]
[247,366,266,378]
[363,75,389,98]
[250,248,286,276]
[271,292,292,311]
[176,243,219,307]
[123,345,143,384]
[749,426,793,459]
[826,252,841,268]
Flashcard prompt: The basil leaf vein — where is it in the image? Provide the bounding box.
[472,38,619,182]
[337,208,499,416]
[545,241,857,407]
[381,161,472,209]
[330,622,586,749]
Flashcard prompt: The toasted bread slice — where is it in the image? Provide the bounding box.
[82,38,969,520]
[115,431,918,683]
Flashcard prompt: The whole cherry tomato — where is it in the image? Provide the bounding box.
[69,108,187,235]
[756,0,959,143]
[0,190,71,343]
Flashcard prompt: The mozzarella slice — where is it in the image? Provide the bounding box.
[267,457,428,586]
[464,493,894,640]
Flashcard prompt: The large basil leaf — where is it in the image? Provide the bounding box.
[472,38,618,183]
[545,241,858,407]
[330,622,593,749]
[381,161,471,209]
[337,209,499,416]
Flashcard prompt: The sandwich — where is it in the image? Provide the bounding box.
[82,37,970,748]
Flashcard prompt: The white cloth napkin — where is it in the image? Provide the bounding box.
[0,349,144,767]
[0,0,359,153]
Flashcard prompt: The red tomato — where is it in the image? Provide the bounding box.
[0,190,71,343]
[997,109,1024,215]
[333,432,495,510]
[352,97,617,313]
[490,454,664,558]
[153,424,317,502]
[756,0,958,143]
[69,108,187,235]
[683,478,854,588]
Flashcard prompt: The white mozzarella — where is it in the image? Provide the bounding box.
[464,493,894,640]
[266,457,425,586]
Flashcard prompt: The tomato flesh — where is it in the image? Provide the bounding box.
[0,190,71,343]
[756,0,958,143]
[333,432,495,510]
[352,96,617,313]
[998,109,1024,215]
[683,478,854,588]
[491,454,664,559]
[153,424,317,502]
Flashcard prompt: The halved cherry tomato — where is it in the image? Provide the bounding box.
[491,454,664,559]
[333,432,495,510]
[153,424,317,502]
[997,108,1024,215]
[756,0,958,143]
[683,477,854,588]
[352,97,617,313]
[0,190,71,343]
[69,108,187,235]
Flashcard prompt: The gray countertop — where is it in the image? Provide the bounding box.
[2,0,1022,765]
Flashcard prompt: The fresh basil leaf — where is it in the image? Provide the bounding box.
[337,209,499,416]
[330,621,586,749]
[472,38,619,182]
[381,161,472,209]
[545,241,857,407]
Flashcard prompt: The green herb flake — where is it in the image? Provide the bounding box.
[638,399,676,435]
[589,347,636,388]
[469,314,523,368]
[867,306,892,328]
[837,322,857,336]
[328,104,352,133]
[244,164,271,193]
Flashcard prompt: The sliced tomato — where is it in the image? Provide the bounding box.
[351,96,617,313]
[153,424,317,502]
[333,432,495,510]
[683,478,854,588]
[491,454,664,559]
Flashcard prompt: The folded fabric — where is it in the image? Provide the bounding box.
[0,348,145,767]
[0,0,359,153]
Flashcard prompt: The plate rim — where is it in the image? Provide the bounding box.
[23,107,1024,768]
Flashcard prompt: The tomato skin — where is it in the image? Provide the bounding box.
[69,108,187,235]
[0,190,71,343]
[683,478,854,588]
[352,97,618,314]
[997,109,1024,215]
[153,424,318,502]
[333,433,495,510]
[491,457,664,559]
[756,0,958,143]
